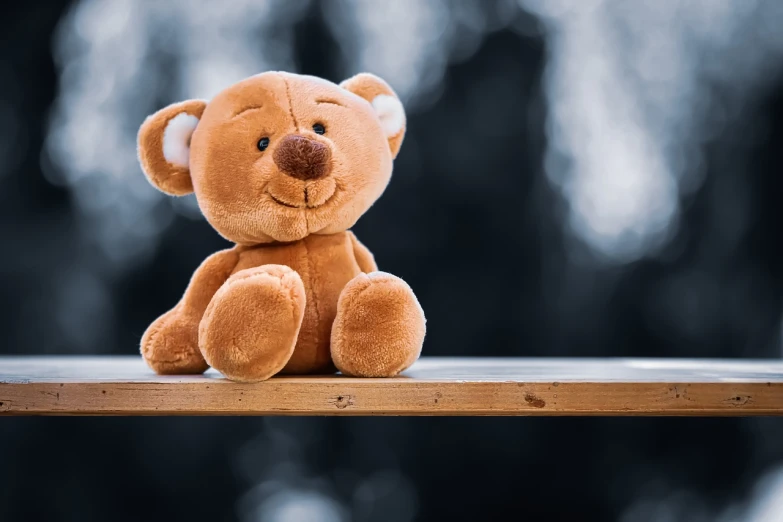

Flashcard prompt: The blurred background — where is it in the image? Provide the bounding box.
[2,0,783,520]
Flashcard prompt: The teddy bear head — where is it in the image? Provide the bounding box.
[138,72,405,244]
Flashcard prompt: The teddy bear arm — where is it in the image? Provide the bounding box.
[348,231,378,273]
[141,248,240,375]
[177,248,242,317]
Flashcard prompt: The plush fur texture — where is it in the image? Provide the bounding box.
[371,94,406,137]
[137,71,425,382]
[162,113,200,168]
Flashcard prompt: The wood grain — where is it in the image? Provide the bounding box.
[1,356,782,416]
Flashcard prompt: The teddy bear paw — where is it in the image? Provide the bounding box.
[141,311,209,375]
[331,272,425,377]
[198,264,306,382]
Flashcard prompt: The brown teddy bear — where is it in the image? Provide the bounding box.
[137,71,425,382]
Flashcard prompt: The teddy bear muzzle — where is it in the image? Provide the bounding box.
[273,134,332,181]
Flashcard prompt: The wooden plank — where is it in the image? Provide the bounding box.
[1,356,782,416]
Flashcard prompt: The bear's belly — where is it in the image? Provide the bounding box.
[231,231,361,373]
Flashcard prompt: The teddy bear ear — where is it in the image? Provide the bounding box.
[340,73,406,159]
[137,99,207,196]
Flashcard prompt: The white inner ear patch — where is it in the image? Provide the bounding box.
[162,112,200,168]
[371,94,405,137]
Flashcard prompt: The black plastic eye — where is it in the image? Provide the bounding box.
[257,137,270,151]
[313,123,326,135]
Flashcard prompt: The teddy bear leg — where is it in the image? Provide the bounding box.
[199,265,306,382]
[142,309,209,375]
[331,272,425,377]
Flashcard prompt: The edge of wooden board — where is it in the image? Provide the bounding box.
[1,380,782,416]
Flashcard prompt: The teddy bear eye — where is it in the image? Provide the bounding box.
[257,137,270,151]
[313,123,326,135]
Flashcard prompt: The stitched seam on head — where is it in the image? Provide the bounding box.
[282,78,312,232]
[283,78,299,129]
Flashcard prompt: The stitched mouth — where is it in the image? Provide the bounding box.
[266,187,337,210]
[267,191,302,208]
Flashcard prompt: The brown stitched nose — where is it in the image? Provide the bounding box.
[273,134,332,181]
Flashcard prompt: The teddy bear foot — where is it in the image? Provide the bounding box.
[198,265,306,382]
[141,310,209,375]
[331,272,426,377]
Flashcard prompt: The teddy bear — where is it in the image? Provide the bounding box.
[136,71,425,382]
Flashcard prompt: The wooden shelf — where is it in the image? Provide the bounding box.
[1,356,782,416]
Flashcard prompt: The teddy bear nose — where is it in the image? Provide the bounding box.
[273,134,332,181]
